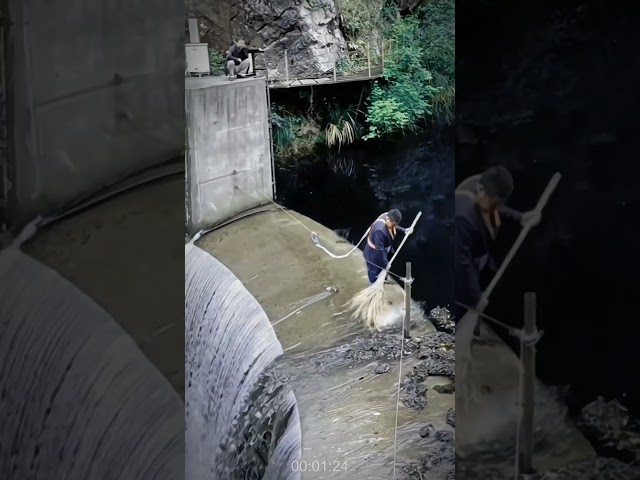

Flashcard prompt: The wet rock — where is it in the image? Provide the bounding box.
[435,430,453,443]
[215,365,296,479]
[417,345,430,359]
[446,408,455,428]
[418,331,455,349]
[456,457,640,480]
[401,376,428,410]
[404,421,454,480]
[401,332,455,411]
[419,424,435,438]
[428,306,455,333]
[374,362,391,374]
[434,383,455,394]
[419,347,455,377]
[577,397,640,454]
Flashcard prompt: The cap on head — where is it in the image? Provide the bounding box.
[236,39,246,48]
[479,166,514,201]
[387,208,402,224]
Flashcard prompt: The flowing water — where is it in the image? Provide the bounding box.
[191,208,456,479]
[185,243,301,480]
[0,242,183,479]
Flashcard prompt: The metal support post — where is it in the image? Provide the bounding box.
[516,292,537,478]
[284,50,289,85]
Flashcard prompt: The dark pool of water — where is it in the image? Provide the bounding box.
[274,132,455,312]
[456,0,640,419]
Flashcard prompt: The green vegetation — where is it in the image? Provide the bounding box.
[271,101,365,161]
[324,105,362,151]
[270,0,454,161]
[271,106,324,161]
[364,0,455,138]
[335,0,385,43]
[209,49,225,75]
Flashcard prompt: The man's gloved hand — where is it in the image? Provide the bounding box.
[521,210,541,227]
[405,226,414,235]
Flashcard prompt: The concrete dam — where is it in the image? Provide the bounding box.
[184,75,456,478]
[184,76,602,479]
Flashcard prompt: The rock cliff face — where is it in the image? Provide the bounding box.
[186,0,348,77]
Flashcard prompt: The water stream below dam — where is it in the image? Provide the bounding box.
[189,206,456,480]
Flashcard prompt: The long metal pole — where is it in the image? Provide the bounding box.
[404,262,412,339]
[516,292,537,478]
[264,76,277,200]
[284,49,289,85]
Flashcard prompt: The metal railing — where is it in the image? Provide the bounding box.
[266,41,385,88]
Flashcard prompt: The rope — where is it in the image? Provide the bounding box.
[234,186,406,281]
[310,229,370,259]
[454,301,513,331]
[454,301,543,346]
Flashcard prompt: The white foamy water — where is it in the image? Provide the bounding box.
[185,243,302,480]
[0,246,183,479]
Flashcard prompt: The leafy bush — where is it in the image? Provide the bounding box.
[271,105,325,162]
[336,0,385,40]
[364,0,455,138]
[209,49,225,75]
[419,0,455,124]
[325,108,359,151]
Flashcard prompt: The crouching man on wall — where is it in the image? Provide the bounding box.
[225,39,264,81]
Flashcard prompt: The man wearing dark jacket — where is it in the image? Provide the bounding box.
[363,209,414,284]
[454,166,540,332]
[225,39,264,80]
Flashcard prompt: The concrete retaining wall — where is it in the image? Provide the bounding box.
[6,0,184,227]
[185,76,273,234]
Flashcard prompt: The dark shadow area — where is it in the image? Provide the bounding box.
[274,125,455,311]
[456,0,640,476]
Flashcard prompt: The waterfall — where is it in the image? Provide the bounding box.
[0,246,183,479]
[185,243,301,480]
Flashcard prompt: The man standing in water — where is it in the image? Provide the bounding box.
[454,166,540,336]
[363,209,414,284]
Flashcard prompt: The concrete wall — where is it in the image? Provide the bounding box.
[185,76,273,234]
[6,0,184,227]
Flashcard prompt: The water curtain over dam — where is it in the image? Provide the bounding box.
[0,245,183,479]
[185,243,301,479]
